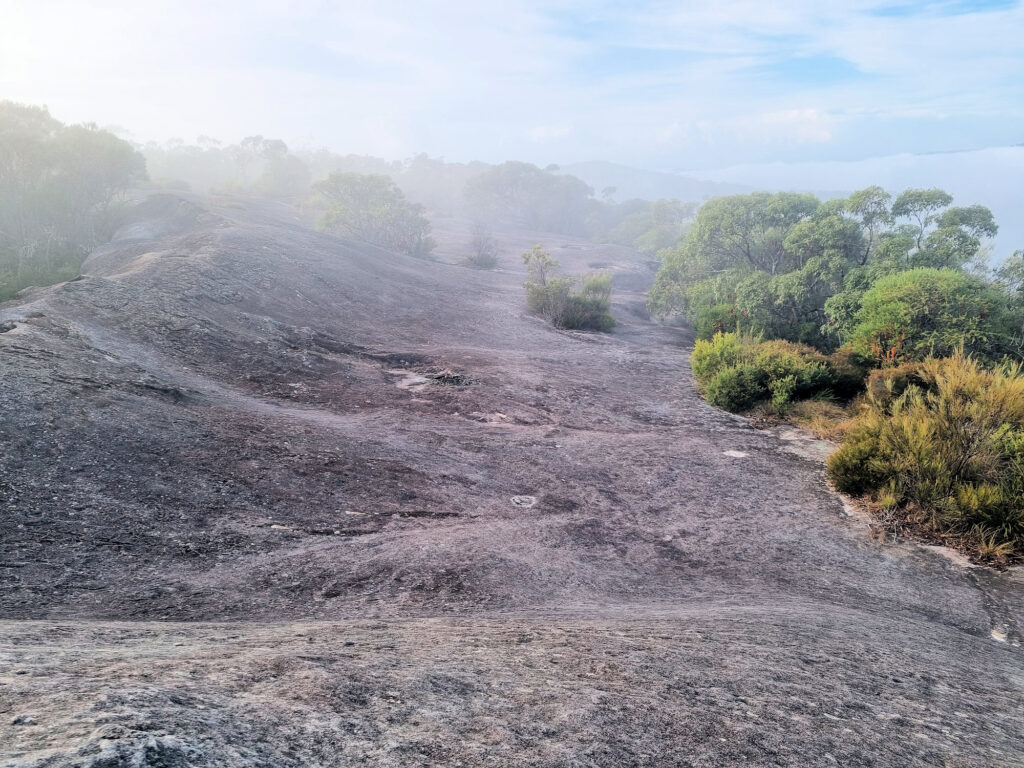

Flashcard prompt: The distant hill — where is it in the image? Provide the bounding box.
[561,160,750,203]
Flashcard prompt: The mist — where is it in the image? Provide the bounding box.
[4,3,1024,766]
[3,1,1022,168]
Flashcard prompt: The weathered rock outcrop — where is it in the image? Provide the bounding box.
[1,194,1021,766]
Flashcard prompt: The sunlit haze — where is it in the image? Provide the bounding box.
[2,1,1022,169]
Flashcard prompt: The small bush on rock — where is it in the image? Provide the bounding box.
[522,246,615,331]
[465,223,499,269]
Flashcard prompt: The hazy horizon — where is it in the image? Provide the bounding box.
[3,1,1022,171]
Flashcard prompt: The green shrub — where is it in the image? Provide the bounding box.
[850,268,1018,366]
[694,303,739,340]
[827,352,1024,559]
[558,294,616,331]
[557,273,615,331]
[692,332,840,412]
[864,360,927,411]
[705,364,766,411]
[826,419,886,495]
[751,340,834,399]
[770,375,798,413]
[525,276,572,320]
[522,247,615,332]
[691,331,746,382]
[826,345,871,399]
[312,172,435,257]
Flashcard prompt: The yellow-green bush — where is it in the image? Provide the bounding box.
[691,331,745,382]
[827,352,1024,559]
[691,332,841,412]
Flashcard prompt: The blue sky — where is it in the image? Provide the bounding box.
[1,0,1022,170]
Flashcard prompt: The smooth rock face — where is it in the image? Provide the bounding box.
[1,194,1022,767]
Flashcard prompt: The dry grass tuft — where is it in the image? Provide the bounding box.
[787,400,853,442]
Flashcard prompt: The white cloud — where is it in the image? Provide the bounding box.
[0,0,1021,167]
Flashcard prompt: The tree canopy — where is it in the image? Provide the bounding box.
[650,187,1010,354]
[849,268,1020,365]
[0,101,146,299]
[464,161,597,235]
[310,172,435,257]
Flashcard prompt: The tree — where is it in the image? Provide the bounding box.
[256,153,311,197]
[845,185,892,265]
[891,188,954,250]
[0,101,146,299]
[678,192,820,276]
[464,162,597,235]
[310,172,435,257]
[849,268,1019,365]
[465,222,498,268]
[996,251,1024,296]
[652,186,1005,353]
[649,192,842,346]
[598,198,695,255]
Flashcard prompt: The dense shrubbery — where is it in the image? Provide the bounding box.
[0,102,147,299]
[148,142,694,248]
[597,198,696,255]
[144,135,312,198]
[672,186,1024,560]
[466,162,597,236]
[694,303,739,340]
[848,268,1020,365]
[827,353,1024,560]
[522,245,615,331]
[651,187,1020,362]
[691,332,845,412]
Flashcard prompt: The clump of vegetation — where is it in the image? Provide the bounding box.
[522,245,615,331]
[561,274,615,331]
[464,223,499,269]
[650,187,1017,358]
[0,102,147,300]
[848,267,1019,366]
[598,198,696,256]
[691,332,847,413]
[144,134,311,196]
[308,172,435,257]
[670,185,1024,563]
[827,352,1024,562]
[694,303,739,340]
[466,162,597,236]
